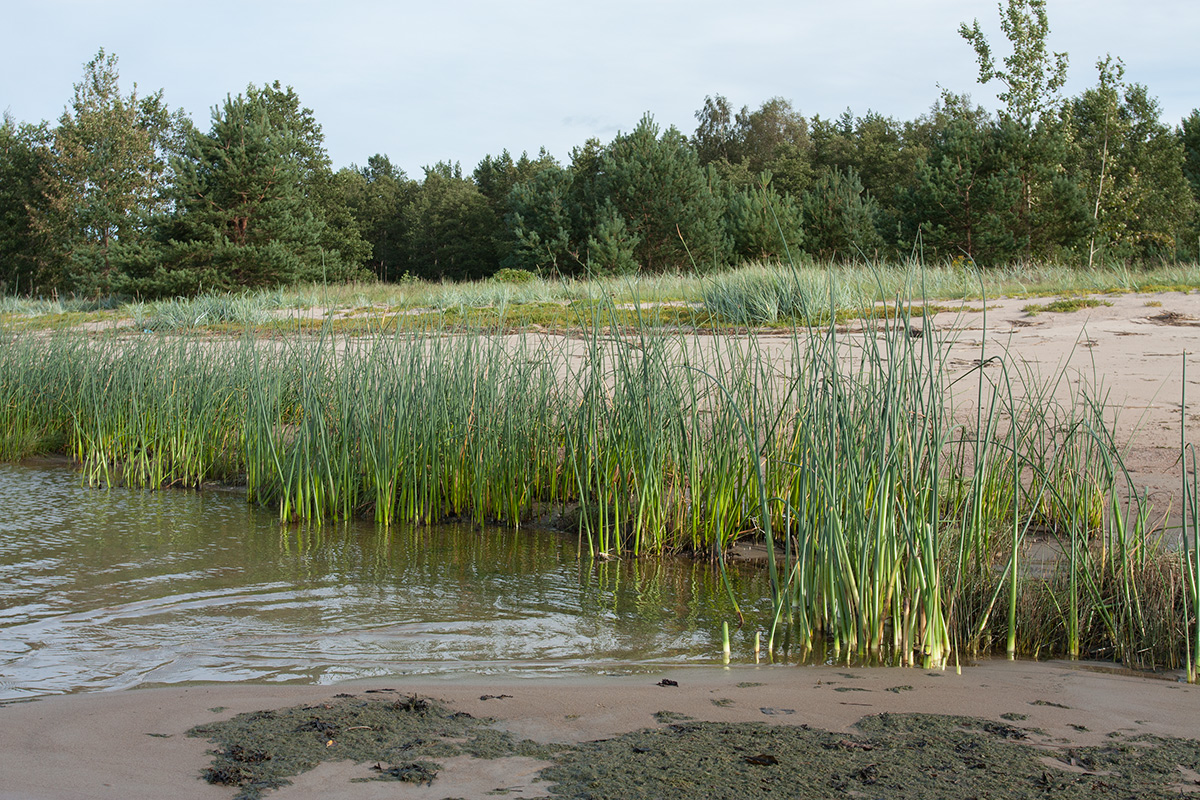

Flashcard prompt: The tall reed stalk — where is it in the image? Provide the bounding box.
[0,282,1195,671]
[1183,357,1200,683]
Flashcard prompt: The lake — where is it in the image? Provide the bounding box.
[0,463,767,700]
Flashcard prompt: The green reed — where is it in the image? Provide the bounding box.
[0,284,1195,672]
[1183,358,1200,683]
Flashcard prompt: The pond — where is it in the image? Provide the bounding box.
[0,463,768,701]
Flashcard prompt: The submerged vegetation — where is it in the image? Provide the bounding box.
[2,270,1199,679]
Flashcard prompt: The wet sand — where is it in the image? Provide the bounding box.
[2,661,1198,799]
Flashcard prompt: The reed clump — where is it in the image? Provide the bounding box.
[0,287,1197,677]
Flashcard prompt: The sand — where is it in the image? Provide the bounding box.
[5,290,1200,798]
[2,661,1198,799]
[927,292,1200,514]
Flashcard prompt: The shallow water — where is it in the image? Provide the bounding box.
[0,463,768,700]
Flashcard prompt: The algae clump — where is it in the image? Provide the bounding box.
[191,696,1200,800]
[187,693,548,800]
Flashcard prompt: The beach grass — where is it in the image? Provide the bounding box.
[4,258,1200,334]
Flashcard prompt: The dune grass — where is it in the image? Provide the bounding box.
[3,258,1199,334]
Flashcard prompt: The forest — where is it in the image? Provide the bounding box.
[1,0,1199,299]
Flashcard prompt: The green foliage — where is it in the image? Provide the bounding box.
[585,202,640,275]
[903,114,1090,265]
[473,148,557,269]
[1021,296,1112,315]
[799,166,883,261]
[1182,110,1200,199]
[0,117,54,295]
[724,172,804,262]
[810,110,918,226]
[1067,62,1197,261]
[473,148,557,207]
[245,83,371,272]
[959,0,1069,129]
[146,83,361,296]
[508,117,733,276]
[401,162,499,281]
[338,154,413,280]
[903,116,1024,264]
[32,49,188,295]
[1019,119,1095,260]
[489,268,536,284]
[8,18,1200,300]
[505,164,579,275]
[1180,110,1200,259]
[598,114,729,271]
[693,95,812,196]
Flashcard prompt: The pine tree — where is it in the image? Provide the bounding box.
[725,172,804,262]
[903,117,1024,265]
[150,86,349,294]
[596,114,729,272]
[242,82,370,276]
[472,148,557,270]
[401,162,498,281]
[505,164,578,274]
[800,166,883,262]
[32,49,187,294]
[0,117,55,294]
[338,155,413,280]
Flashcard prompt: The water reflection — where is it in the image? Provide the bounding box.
[0,463,770,699]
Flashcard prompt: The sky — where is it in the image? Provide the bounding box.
[2,0,1197,177]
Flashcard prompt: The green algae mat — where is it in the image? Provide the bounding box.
[189,693,1200,799]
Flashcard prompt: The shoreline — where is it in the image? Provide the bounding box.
[3,660,1199,799]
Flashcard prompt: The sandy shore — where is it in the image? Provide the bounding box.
[2,660,1198,799]
[927,291,1200,515]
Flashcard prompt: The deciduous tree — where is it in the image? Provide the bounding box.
[1067,68,1195,261]
[0,117,54,294]
[959,0,1069,130]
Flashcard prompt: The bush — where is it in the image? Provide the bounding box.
[490,268,537,284]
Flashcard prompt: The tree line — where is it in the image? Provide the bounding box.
[2,0,1199,298]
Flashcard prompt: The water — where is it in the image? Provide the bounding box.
[0,463,767,700]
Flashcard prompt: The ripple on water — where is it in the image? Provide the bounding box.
[0,463,768,700]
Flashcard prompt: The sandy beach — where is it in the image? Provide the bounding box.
[927,291,1200,515]
[2,660,1199,799]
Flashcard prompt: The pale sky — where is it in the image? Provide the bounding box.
[2,0,1196,177]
